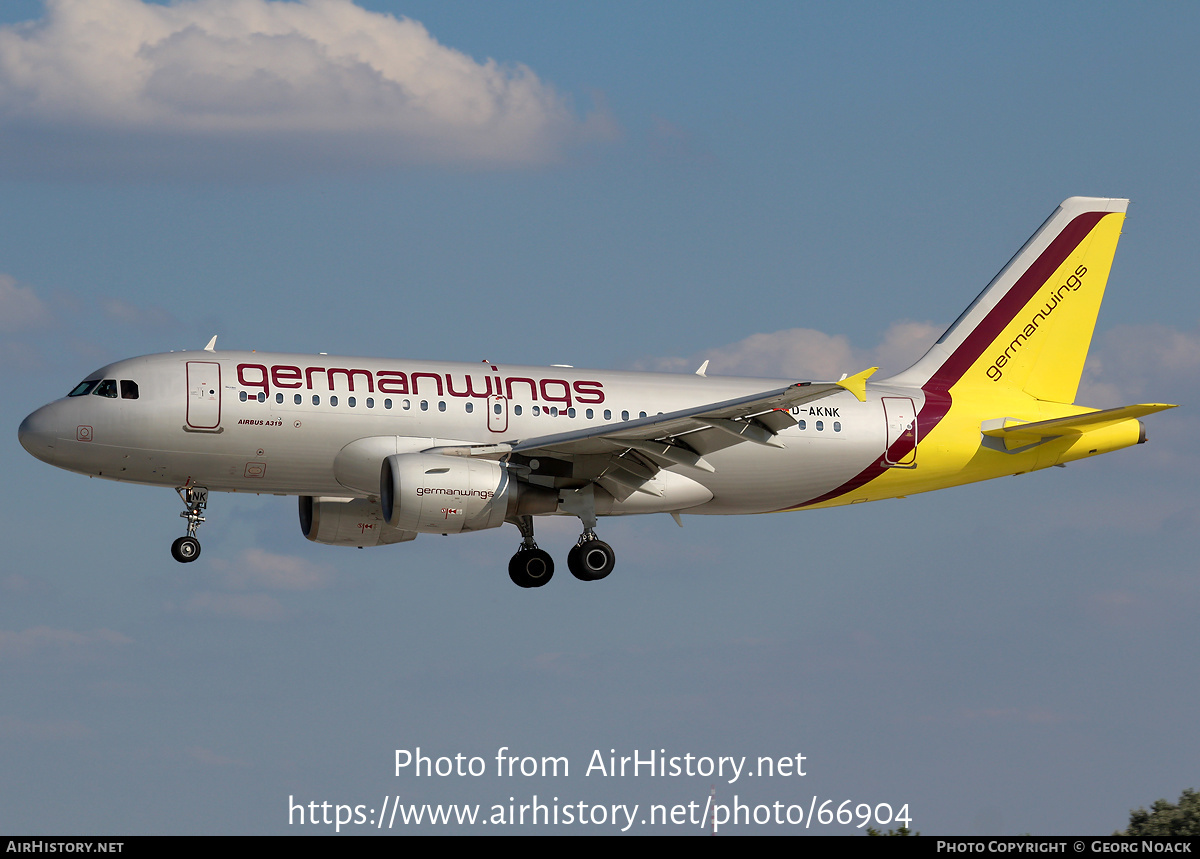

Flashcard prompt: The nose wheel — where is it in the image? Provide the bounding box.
[171,536,201,563]
[172,484,208,564]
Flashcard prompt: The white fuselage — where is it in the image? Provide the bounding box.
[19,350,914,516]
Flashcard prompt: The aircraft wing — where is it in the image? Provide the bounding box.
[427,368,877,500]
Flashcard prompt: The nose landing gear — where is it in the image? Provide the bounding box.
[171,484,208,563]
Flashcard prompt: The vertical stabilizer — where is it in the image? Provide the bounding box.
[886,197,1128,404]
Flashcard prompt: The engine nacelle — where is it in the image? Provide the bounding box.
[380,453,556,534]
[299,496,418,547]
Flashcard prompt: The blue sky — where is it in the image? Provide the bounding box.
[2,0,1198,834]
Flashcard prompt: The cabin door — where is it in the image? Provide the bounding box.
[882,397,917,467]
[186,362,222,430]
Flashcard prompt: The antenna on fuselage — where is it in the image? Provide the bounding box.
[203,335,218,352]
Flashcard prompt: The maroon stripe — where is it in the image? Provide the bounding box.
[785,392,951,510]
[783,210,1107,511]
[924,210,1106,394]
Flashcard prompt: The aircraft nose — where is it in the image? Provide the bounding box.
[18,406,59,462]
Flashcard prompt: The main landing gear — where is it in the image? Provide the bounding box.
[567,530,615,582]
[509,515,555,588]
[505,514,618,589]
[171,484,208,563]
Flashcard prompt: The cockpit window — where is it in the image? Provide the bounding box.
[92,379,118,398]
[120,380,139,400]
[68,380,101,397]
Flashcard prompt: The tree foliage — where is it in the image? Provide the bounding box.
[867,826,917,836]
[1124,788,1200,836]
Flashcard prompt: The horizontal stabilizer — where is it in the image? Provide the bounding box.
[982,404,1176,442]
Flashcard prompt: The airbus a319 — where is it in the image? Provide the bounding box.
[18,197,1175,587]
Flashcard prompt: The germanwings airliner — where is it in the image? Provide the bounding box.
[19,198,1175,587]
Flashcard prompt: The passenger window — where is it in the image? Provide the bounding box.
[513,405,522,416]
[639,411,647,418]
[567,408,576,418]
[257,392,265,403]
[798,419,806,430]
[275,393,283,404]
[294,394,302,405]
[604,409,612,420]
[240,391,248,402]
[367,398,374,408]
[348,397,356,408]
[68,380,100,397]
[420,400,428,411]
[312,395,320,405]
[465,402,474,413]
[586,409,593,419]
[385,399,393,409]
[532,406,541,416]
[833,421,841,432]
[816,420,824,431]
[438,401,446,412]
[330,396,339,406]
[621,410,629,421]
[93,379,118,398]
[120,380,139,400]
[550,407,558,416]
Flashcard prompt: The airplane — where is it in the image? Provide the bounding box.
[18,197,1176,588]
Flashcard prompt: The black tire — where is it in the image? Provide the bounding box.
[171,536,201,563]
[569,539,614,581]
[508,548,554,588]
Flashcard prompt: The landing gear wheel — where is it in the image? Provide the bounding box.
[567,539,615,581]
[508,548,554,588]
[171,535,201,563]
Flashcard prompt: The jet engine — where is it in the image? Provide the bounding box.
[380,453,556,534]
[299,496,418,547]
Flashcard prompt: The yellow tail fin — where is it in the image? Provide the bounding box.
[889,197,1128,404]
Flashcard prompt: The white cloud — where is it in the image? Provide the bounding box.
[0,273,51,331]
[186,745,250,767]
[1080,323,1200,406]
[637,320,939,380]
[648,115,715,167]
[0,626,132,661]
[210,547,334,591]
[180,591,287,621]
[0,716,92,740]
[101,297,178,329]
[0,0,615,175]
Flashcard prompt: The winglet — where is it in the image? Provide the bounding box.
[203,335,218,352]
[835,367,878,402]
[695,360,709,377]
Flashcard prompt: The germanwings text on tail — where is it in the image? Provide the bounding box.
[19,198,1175,587]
